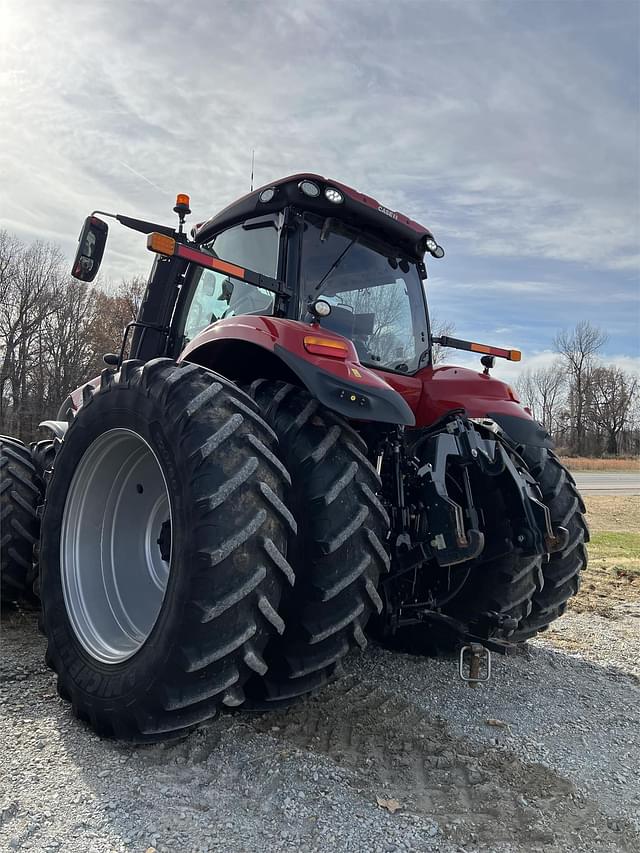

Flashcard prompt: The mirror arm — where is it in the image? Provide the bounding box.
[91,210,176,238]
[116,215,176,238]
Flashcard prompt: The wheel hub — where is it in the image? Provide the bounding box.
[60,428,172,664]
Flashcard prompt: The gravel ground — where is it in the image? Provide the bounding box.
[1,606,638,853]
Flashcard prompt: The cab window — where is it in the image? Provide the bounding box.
[181,218,279,344]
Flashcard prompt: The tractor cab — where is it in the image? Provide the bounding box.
[182,208,431,375]
[178,174,442,377]
[70,174,442,373]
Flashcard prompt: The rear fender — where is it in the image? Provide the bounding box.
[180,316,415,426]
[416,364,553,449]
[38,420,68,439]
[484,412,553,451]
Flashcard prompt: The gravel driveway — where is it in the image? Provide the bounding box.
[1,607,638,853]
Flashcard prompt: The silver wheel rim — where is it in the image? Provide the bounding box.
[61,428,172,664]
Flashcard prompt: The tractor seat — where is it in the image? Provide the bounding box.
[323,305,375,339]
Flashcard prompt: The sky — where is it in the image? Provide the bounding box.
[0,0,638,382]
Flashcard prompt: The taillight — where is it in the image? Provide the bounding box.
[303,336,349,359]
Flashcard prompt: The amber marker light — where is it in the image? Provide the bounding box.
[470,341,521,361]
[303,335,350,358]
[147,232,177,256]
[434,335,521,362]
[469,342,491,355]
[176,193,190,207]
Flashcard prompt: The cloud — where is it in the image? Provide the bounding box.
[0,0,637,356]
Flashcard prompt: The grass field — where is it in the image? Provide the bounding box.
[560,456,639,471]
[589,532,640,577]
[572,495,640,616]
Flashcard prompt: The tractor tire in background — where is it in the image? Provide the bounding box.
[0,437,41,605]
[510,448,589,641]
[245,380,390,701]
[39,359,294,740]
[31,438,57,483]
[29,437,57,600]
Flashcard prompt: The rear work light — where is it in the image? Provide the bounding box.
[424,237,445,258]
[299,180,320,197]
[324,187,344,204]
[303,335,350,358]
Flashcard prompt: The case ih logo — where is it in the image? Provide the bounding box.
[377,205,398,220]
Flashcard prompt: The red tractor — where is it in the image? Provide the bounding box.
[0,175,588,739]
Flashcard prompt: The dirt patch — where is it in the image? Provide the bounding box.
[245,676,636,851]
[584,495,640,534]
[560,456,639,472]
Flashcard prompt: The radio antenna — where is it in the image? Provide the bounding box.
[250,149,255,191]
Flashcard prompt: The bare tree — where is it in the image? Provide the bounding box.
[37,279,99,418]
[515,362,566,434]
[430,316,455,365]
[86,277,146,371]
[585,365,638,455]
[0,236,63,436]
[553,321,608,454]
[114,276,146,320]
[0,229,148,440]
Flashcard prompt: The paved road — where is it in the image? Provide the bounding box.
[572,470,640,495]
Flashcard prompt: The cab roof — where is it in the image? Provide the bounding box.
[194,173,435,261]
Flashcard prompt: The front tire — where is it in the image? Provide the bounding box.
[40,359,293,739]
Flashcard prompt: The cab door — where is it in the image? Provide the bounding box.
[171,214,284,354]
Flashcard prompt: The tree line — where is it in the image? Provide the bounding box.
[1,230,637,456]
[0,230,144,441]
[515,321,638,457]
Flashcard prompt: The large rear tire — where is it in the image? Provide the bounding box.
[510,448,588,641]
[40,359,293,739]
[0,437,41,604]
[245,381,390,701]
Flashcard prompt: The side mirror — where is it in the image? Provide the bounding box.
[71,216,108,282]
